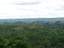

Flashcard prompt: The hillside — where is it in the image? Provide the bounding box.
[0,21,64,48]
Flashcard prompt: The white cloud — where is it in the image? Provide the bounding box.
[0,0,64,19]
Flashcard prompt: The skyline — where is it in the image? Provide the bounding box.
[0,0,64,19]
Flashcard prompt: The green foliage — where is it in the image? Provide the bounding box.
[0,21,64,48]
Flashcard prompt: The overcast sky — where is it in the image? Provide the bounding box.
[0,0,64,19]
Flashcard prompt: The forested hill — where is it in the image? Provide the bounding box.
[0,21,64,48]
[0,18,64,23]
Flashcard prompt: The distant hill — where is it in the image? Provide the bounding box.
[0,18,64,23]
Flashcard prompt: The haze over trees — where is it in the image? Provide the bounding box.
[0,18,64,48]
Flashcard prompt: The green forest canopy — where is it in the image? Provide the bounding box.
[0,21,64,48]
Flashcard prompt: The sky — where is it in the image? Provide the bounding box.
[0,0,64,19]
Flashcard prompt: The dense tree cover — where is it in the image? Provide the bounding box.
[0,21,64,48]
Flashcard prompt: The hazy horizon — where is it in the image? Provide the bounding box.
[0,16,64,19]
[0,0,64,19]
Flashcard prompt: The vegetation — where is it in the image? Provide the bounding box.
[0,21,64,48]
